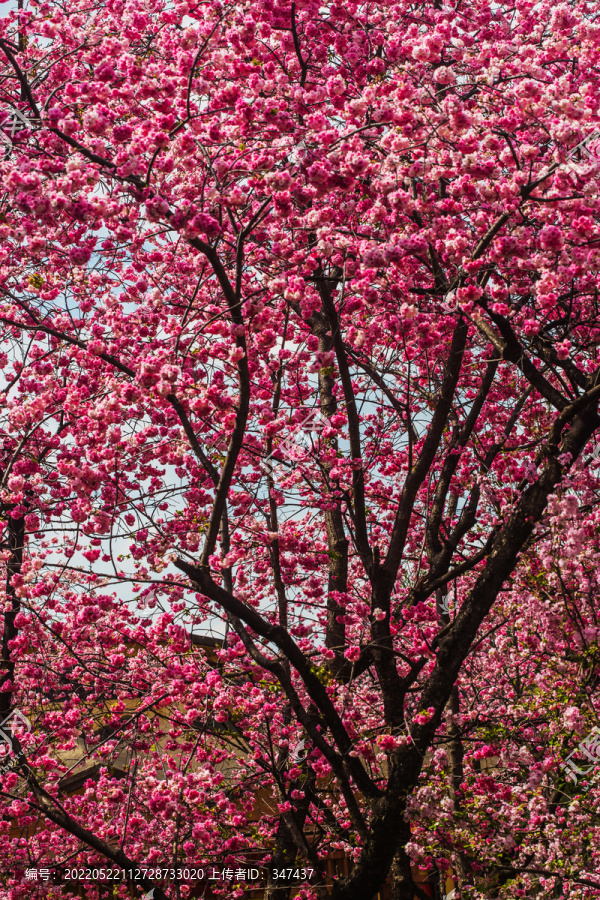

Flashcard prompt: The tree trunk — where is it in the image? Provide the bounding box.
[389,835,432,900]
[318,326,349,678]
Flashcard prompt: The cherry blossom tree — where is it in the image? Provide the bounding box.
[0,0,600,898]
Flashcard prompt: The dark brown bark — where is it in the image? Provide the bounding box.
[389,834,433,900]
[317,328,350,677]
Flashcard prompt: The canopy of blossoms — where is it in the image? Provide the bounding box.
[0,1,599,899]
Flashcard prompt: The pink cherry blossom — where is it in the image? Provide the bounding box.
[0,1,597,899]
